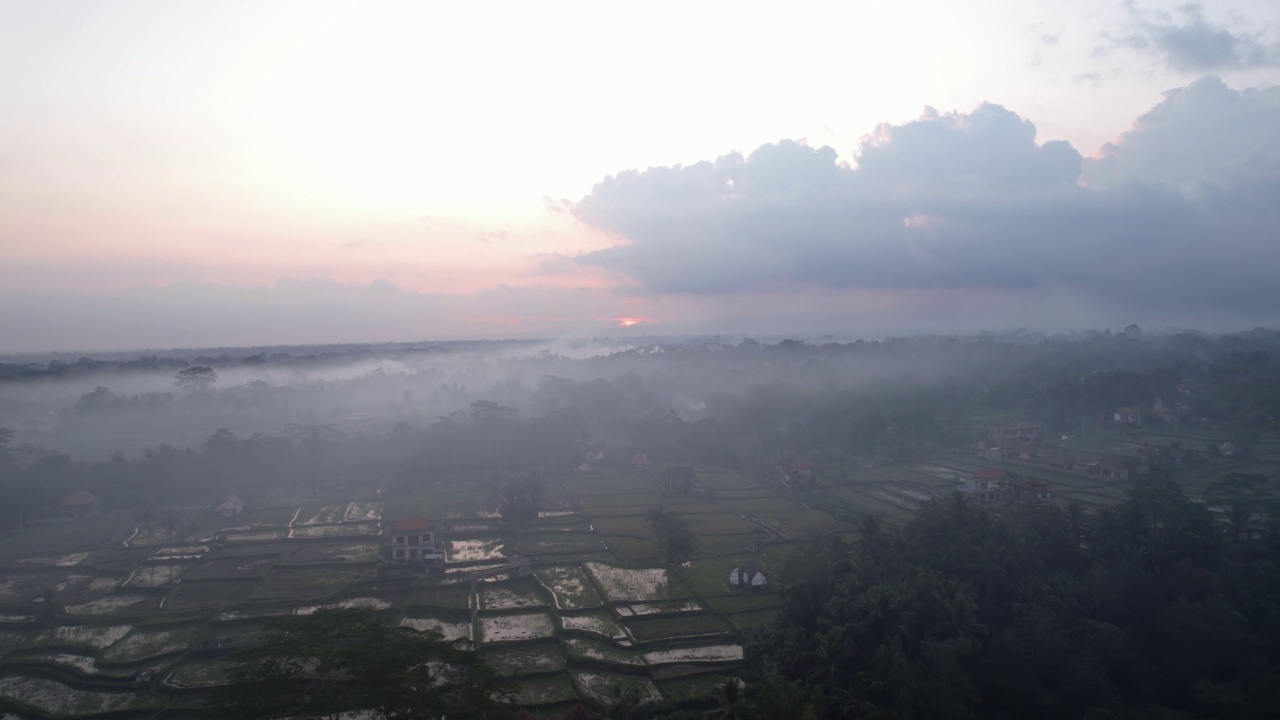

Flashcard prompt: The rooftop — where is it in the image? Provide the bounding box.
[391,518,433,533]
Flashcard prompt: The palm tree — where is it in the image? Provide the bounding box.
[134,504,157,545]
[855,583,916,648]
[707,679,751,720]
[856,513,887,558]
[973,539,1012,605]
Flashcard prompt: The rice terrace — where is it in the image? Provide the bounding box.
[0,462,854,718]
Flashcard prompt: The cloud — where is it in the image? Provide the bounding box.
[572,78,1280,321]
[1086,76,1280,188]
[1107,2,1280,72]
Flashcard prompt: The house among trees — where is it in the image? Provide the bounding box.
[1008,477,1053,505]
[987,437,1035,461]
[730,560,767,588]
[1040,448,1076,470]
[1089,456,1130,481]
[388,518,443,564]
[629,452,652,472]
[577,449,606,472]
[662,466,697,493]
[958,469,1006,502]
[1114,407,1142,424]
[214,494,245,517]
[778,456,814,489]
[60,491,100,517]
[989,421,1040,442]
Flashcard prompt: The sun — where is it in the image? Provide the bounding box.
[617,317,646,327]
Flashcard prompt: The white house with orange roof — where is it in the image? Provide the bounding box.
[388,518,443,563]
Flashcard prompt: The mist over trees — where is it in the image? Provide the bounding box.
[1,329,1277,526]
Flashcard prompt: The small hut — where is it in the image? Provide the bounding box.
[60,491,100,518]
[214,494,245,517]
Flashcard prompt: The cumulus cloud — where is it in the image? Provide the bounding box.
[573,78,1280,320]
[1107,2,1280,72]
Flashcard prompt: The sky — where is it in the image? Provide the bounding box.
[1,0,1279,353]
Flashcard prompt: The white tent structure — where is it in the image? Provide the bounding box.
[729,560,767,588]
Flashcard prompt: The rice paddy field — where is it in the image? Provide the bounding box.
[0,464,901,715]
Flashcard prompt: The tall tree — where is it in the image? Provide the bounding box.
[646,504,696,564]
[175,366,218,393]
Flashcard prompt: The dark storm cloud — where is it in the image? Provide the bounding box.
[573,78,1280,316]
[1108,2,1280,72]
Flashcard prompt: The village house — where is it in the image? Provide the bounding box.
[959,469,1007,502]
[662,466,697,493]
[989,421,1041,442]
[778,456,814,489]
[1114,407,1142,424]
[60,491,100,518]
[729,560,767,589]
[1040,448,1076,470]
[388,518,443,564]
[214,494,245,517]
[1089,456,1130,481]
[1008,478,1053,505]
[629,452,652,472]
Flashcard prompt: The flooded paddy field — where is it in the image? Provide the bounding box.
[31,624,134,650]
[478,579,549,611]
[558,611,629,642]
[295,596,392,615]
[0,463,845,713]
[642,643,744,665]
[478,611,557,643]
[64,593,161,616]
[445,538,508,563]
[100,624,204,662]
[399,615,473,642]
[573,670,663,705]
[564,636,644,666]
[485,640,566,675]
[585,563,688,603]
[535,565,604,609]
[0,675,160,715]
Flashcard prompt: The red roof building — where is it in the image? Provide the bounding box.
[389,518,441,563]
[392,518,433,533]
[60,491,100,517]
[214,494,245,517]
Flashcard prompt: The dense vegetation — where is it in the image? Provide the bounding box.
[748,476,1280,719]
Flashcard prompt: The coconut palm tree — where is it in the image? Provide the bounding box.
[707,679,751,720]
[134,504,157,545]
